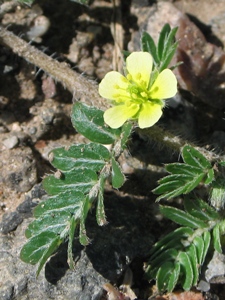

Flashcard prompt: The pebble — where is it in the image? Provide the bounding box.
[2,136,19,149]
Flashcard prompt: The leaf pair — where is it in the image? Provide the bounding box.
[153,145,215,201]
[141,24,178,72]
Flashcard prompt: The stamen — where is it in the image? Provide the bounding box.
[140,92,148,98]
[127,74,132,81]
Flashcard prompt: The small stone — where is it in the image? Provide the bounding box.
[0,211,23,234]
[29,126,37,135]
[2,136,19,149]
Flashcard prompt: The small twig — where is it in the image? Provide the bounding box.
[111,0,124,72]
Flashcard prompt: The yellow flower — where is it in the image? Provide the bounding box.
[99,52,177,129]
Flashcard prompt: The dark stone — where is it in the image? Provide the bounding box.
[0,211,23,234]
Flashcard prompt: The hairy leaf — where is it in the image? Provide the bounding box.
[50,143,110,172]
[167,263,180,292]
[213,224,222,253]
[141,31,159,65]
[71,103,120,144]
[193,236,205,265]
[156,261,174,292]
[186,244,198,286]
[160,205,207,229]
[120,122,133,150]
[43,168,98,195]
[20,231,62,265]
[148,227,193,260]
[184,197,219,221]
[157,24,171,61]
[202,231,211,264]
[111,157,125,188]
[177,251,193,290]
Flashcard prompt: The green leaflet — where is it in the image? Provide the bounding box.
[153,145,214,201]
[50,143,110,172]
[159,205,207,229]
[156,261,175,292]
[141,32,159,65]
[120,122,133,150]
[177,251,193,290]
[157,23,171,61]
[71,103,121,144]
[43,168,98,195]
[213,224,222,253]
[186,244,198,286]
[111,157,125,188]
[148,227,193,260]
[20,231,62,265]
[184,197,219,221]
[95,172,108,226]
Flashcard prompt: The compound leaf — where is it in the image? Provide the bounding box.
[153,145,214,201]
[21,141,113,274]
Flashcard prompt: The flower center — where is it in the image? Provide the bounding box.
[127,85,147,102]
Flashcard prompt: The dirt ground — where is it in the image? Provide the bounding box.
[1,0,225,299]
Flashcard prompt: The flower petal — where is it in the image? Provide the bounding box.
[138,102,162,129]
[126,52,153,87]
[99,71,129,101]
[150,69,177,99]
[104,104,139,129]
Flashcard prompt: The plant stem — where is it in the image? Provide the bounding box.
[0,26,108,110]
[137,126,221,162]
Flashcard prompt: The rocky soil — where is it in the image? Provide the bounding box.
[1,0,225,299]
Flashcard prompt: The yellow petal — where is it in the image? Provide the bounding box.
[126,52,152,87]
[138,102,162,129]
[99,71,129,101]
[104,104,139,129]
[150,69,177,99]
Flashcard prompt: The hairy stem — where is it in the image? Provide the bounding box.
[137,126,221,162]
[0,26,108,109]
